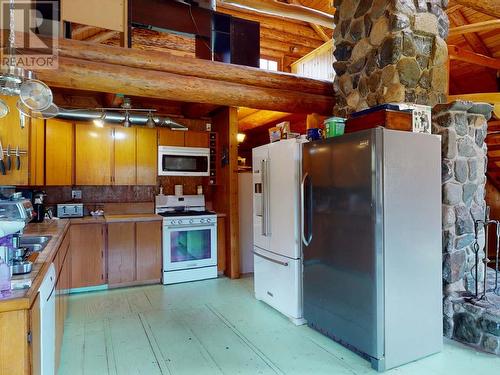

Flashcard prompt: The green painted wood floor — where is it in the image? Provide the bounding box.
[59,276,499,375]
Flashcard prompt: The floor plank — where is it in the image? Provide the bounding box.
[59,277,500,375]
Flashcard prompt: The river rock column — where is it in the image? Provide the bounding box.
[333,0,449,116]
[432,101,493,339]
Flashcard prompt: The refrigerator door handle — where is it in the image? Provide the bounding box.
[265,159,271,236]
[253,250,288,267]
[261,159,267,236]
[301,172,312,246]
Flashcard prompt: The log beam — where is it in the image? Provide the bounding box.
[453,0,500,19]
[49,38,333,96]
[448,45,500,70]
[448,11,491,56]
[34,57,334,114]
[310,24,330,43]
[449,19,500,36]
[219,0,334,29]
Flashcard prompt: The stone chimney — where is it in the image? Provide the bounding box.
[333,0,449,116]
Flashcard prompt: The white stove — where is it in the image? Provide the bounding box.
[156,195,218,284]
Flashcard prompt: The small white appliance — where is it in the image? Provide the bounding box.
[156,195,217,284]
[158,146,210,176]
[39,263,56,375]
[252,138,306,325]
[57,203,84,218]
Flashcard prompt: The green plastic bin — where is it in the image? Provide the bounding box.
[324,117,346,138]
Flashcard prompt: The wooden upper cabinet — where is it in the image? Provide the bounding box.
[29,118,45,186]
[46,119,74,186]
[0,95,29,185]
[185,131,209,148]
[136,221,162,282]
[75,123,113,185]
[158,128,185,146]
[113,127,137,185]
[107,222,136,286]
[70,223,105,289]
[136,127,157,185]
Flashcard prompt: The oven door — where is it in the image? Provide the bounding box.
[163,223,217,271]
[158,146,210,176]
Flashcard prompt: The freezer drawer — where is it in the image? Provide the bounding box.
[253,247,302,322]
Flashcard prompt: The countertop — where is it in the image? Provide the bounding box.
[0,219,70,313]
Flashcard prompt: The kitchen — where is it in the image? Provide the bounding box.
[1,0,500,374]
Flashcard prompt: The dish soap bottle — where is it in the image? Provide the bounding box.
[0,256,11,292]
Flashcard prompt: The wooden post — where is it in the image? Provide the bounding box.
[211,107,240,279]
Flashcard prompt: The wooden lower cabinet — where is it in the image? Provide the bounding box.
[0,309,30,374]
[70,223,106,289]
[107,222,136,285]
[107,221,162,287]
[30,293,41,375]
[136,221,162,282]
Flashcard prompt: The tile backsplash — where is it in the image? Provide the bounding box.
[43,186,157,205]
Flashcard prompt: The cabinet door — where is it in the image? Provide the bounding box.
[75,124,113,185]
[29,118,45,186]
[107,222,136,286]
[46,119,74,186]
[70,224,105,289]
[113,126,137,185]
[185,131,209,148]
[158,128,185,146]
[136,127,157,185]
[136,221,162,282]
[0,95,30,185]
[30,293,41,375]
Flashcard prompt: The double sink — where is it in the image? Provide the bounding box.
[20,235,52,253]
[11,236,52,275]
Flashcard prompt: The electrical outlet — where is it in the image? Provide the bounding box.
[71,190,82,199]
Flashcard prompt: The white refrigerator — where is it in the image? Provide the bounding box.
[252,139,305,325]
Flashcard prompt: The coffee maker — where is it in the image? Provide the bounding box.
[32,190,46,223]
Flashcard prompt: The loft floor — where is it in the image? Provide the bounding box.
[59,276,498,375]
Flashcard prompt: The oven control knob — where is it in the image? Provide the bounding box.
[206,218,211,223]
[178,220,183,224]
[189,219,194,224]
[171,220,176,225]
[200,218,205,223]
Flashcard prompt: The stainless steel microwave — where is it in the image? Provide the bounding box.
[158,146,210,176]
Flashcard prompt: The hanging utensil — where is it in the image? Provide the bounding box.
[19,79,53,112]
[15,145,20,170]
[6,144,11,171]
[0,140,5,175]
[0,99,9,118]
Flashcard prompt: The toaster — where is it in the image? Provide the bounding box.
[57,203,84,218]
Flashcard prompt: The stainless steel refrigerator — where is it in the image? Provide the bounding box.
[301,128,442,371]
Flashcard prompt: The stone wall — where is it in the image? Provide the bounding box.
[432,100,500,354]
[333,0,449,115]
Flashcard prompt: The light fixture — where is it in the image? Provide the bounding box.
[93,111,105,128]
[237,133,246,143]
[146,111,156,128]
[123,111,131,128]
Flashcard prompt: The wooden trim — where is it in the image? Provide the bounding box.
[449,19,500,36]
[448,45,500,69]
[219,0,335,28]
[85,30,121,43]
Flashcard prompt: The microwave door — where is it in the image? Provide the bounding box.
[158,146,210,176]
